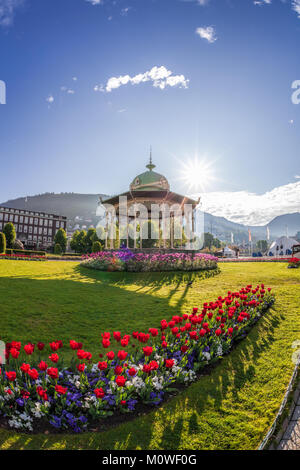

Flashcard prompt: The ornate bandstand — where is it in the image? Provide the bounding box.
[99,153,200,250]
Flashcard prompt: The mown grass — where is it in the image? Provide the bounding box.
[0,260,299,450]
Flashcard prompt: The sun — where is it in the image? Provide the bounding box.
[179,156,215,192]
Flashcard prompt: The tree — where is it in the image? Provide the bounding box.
[92,240,102,253]
[76,230,87,253]
[203,232,214,249]
[3,223,16,249]
[0,232,6,254]
[54,243,62,255]
[256,240,268,253]
[54,228,67,253]
[70,230,80,252]
[85,228,99,253]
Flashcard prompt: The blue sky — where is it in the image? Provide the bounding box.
[0,0,300,224]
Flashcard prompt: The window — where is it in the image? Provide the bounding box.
[0,222,2,230]
[24,217,28,224]
[34,227,38,234]
[44,219,48,226]
[0,213,2,221]
[4,214,8,221]
[29,218,33,224]
[48,237,52,242]
[43,228,47,235]
[40,219,43,226]
[9,214,14,222]
[18,225,23,233]
[48,228,52,236]
[56,221,60,228]
[14,215,19,223]
[34,218,38,225]
[24,225,28,233]
[60,221,64,228]
[29,226,33,234]
[49,220,53,227]
[20,216,23,223]
[39,227,42,235]
[28,235,32,241]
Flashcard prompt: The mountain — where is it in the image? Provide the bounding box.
[263,213,300,237]
[0,193,108,232]
[1,192,299,242]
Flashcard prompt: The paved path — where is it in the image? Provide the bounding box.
[278,400,300,450]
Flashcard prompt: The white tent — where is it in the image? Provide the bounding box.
[223,246,235,257]
[268,236,298,256]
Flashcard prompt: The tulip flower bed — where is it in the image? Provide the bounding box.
[0,283,274,434]
[288,257,299,268]
[0,254,46,261]
[81,250,219,273]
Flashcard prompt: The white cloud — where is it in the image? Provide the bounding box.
[295,175,300,179]
[46,95,54,104]
[95,66,189,93]
[253,0,272,5]
[194,181,300,226]
[85,0,103,5]
[0,0,24,27]
[292,0,300,17]
[72,77,78,81]
[195,26,217,43]
[181,0,210,5]
[121,7,130,16]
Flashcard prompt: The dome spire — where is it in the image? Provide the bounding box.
[146,145,156,171]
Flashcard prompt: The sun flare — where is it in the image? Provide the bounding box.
[179,157,215,192]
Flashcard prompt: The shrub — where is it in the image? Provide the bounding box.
[92,241,102,253]
[3,223,16,249]
[54,243,62,255]
[0,232,6,254]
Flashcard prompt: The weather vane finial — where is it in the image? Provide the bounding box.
[146,145,155,171]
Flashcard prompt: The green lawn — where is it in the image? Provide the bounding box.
[0,259,299,450]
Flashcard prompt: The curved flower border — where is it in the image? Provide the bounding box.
[0,283,275,433]
[81,250,219,272]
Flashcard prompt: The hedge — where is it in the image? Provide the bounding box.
[5,249,46,256]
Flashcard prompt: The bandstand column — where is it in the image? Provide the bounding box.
[105,210,108,249]
[192,208,195,247]
[134,213,137,249]
[171,214,174,249]
[163,209,167,249]
[158,216,161,249]
[110,210,114,249]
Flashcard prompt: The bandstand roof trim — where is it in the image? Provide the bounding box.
[102,190,199,207]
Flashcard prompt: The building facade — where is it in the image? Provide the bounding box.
[0,206,67,249]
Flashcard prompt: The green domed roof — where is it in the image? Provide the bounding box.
[130,157,170,192]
